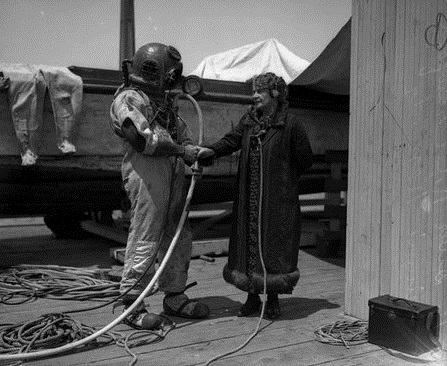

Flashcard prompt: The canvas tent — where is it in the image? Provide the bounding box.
[189,38,310,84]
[188,21,351,111]
[290,19,351,95]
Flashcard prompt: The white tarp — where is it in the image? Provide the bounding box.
[189,38,310,84]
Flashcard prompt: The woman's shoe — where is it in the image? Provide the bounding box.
[238,293,261,317]
[265,293,281,319]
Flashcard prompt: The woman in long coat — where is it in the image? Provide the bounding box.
[198,73,313,319]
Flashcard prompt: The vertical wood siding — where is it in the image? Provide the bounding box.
[347,0,447,349]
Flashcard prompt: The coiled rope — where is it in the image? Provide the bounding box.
[0,265,119,305]
[0,313,175,366]
[0,264,177,366]
[314,320,368,348]
[0,313,117,354]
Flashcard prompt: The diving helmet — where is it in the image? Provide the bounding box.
[131,43,183,91]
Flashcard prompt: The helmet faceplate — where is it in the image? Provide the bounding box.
[131,43,183,91]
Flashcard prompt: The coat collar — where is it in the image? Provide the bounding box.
[244,102,289,145]
[245,102,289,128]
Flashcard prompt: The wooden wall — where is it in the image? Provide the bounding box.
[346,0,447,349]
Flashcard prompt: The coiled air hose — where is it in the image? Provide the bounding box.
[0,92,203,363]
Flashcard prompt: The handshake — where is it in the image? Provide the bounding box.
[182,145,215,166]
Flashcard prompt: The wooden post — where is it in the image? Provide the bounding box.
[119,0,135,69]
[347,0,447,350]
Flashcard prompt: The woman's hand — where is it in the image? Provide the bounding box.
[197,147,215,166]
[197,147,214,159]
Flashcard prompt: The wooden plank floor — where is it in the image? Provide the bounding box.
[0,218,440,366]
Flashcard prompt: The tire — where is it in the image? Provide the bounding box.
[43,212,89,238]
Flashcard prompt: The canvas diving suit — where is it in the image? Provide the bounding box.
[110,87,194,300]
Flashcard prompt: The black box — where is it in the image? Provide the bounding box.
[368,294,440,356]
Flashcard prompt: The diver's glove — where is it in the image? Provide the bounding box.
[182,144,200,166]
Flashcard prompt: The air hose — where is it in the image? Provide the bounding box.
[0,92,204,363]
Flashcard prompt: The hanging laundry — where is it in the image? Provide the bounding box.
[37,65,83,155]
[0,63,45,165]
[0,63,83,165]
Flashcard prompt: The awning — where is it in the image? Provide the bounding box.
[291,18,351,95]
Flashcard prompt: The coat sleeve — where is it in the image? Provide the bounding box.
[208,115,246,158]
[291,119,313,175]
[110,89,184,156]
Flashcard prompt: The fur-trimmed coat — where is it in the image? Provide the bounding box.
[208,104,313,294]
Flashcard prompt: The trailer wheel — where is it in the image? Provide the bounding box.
[43,213,89,238]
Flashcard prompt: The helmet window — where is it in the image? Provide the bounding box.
[140,60,159,81]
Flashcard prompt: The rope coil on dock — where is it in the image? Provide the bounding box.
[0,313,175,366]
[0,313,116,354]
[314,320,368,348]
[0,264,119,305]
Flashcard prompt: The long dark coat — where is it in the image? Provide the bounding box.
[209,104,313,294]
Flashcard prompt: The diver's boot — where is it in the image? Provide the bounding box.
[163,293,210,319]
[162,282,210,319]
[122,300,164,330]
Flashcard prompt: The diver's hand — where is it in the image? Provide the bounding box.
[183,144,199,165]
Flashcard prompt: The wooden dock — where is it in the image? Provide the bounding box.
[0,218,441,366]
